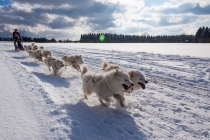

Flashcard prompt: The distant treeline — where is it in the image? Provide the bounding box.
[80,26,210,43]
[1,26,209,43]
[195,26,210,43]
[0,36,57,42]
[0,36,79,43]
[80,33,195,43]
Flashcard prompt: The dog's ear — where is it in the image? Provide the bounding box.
[128,70,134,79]
[116,68,119,73]
[115,68,121,75]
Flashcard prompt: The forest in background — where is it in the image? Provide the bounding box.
[0,26,209,43]
[80,26,210,43]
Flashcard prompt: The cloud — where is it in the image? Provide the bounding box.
[48,17,76,29]
[158,15,196,26]
[161,2,210,15]
[0,0,125,39]
[11,0,93,7]
[0,0,210,40]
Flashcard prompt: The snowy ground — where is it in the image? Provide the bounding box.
[0,42,210,140]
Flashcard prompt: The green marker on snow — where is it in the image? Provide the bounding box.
[99,34,105,42]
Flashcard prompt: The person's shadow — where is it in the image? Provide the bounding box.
[53,101,147,140]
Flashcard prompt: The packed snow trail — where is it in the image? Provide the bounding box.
[0,42,209,139]
[0,51,60,139]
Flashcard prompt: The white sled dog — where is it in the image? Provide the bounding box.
[27,44,32,51]
[44,57,64,75]
[23,45,28,52]
[24,45,33,56]
[31,42,35,46]
[26,42,35,53]
[102,60,148,99]
[102,60,120,71]
[81,66,134,107]
[42,50,52,58]
[61,55,84,72]
[28,50,43,62]
[32,45,38,50]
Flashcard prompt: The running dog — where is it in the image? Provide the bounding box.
[81,66,134,107]
[102,60,120,71]
[24,45,33,56]
[61,55,84,72]
[44,57,64,75]
[31,42,35,46]
[102,60,148,99]
[42,50,52,58]
[28,50,43,62]
[32,45,38,50]
[27,45,32,51]
[23,45,28,52]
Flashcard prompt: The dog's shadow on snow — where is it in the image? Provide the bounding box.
[21,62,40,67]
[5,50,21,53]
[32,72,77,88]
[12,56,28,60]
[55,101,147,140]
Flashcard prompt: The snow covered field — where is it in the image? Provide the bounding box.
[0,42,210,140]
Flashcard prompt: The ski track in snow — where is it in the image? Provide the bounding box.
[1,43,210,140]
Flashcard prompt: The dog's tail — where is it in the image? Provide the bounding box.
[102,60,108,70]
[81,65,88,75]
[31,42,35,46]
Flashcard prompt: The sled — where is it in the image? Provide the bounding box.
[17,38,25,51]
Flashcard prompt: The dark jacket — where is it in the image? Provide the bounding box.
[13,31,21,39]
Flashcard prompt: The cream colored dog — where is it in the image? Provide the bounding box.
[44,57,64,75]
[27,45,32,51]
[25,42,35,55]
[32,45,38,50]
[42,50,52,58]
[61,55,84,72]
[23,45,28,52]
[28,50,43,62]
[102,60,148,100]
[81,66,134,107]
[31,42,35,46]
[102,60,120,71]
[24,45,33,56]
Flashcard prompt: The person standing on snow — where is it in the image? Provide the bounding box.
[13,29,21,50]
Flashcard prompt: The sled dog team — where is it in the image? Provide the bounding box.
[23,43,148,107]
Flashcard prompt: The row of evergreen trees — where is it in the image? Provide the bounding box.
[80,34,195,43]
[1,26,209,43]
[80,26,210,43]
[195,26,210,43]
[0,36,80,43]
[0,36,57,43]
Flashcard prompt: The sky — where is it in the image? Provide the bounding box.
[0,0,210,40]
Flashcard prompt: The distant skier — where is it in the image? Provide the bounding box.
[13,29,21,50]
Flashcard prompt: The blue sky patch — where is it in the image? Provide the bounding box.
[0,0,11,6]
[144,0,167,7]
